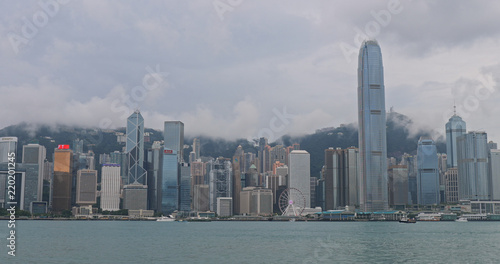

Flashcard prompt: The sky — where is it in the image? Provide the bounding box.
[1,0,500,143]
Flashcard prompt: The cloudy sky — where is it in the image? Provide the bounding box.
[2,0,500,142]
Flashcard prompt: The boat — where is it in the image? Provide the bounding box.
[399,217,416,223]
[157,215,175,222]
[289,218,296,222]
[455,217,468,222]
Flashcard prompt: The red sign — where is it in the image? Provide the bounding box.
[58,145,70,149]
[164,149,173,154]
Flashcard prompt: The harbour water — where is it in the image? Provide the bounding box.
[1,220,499,263]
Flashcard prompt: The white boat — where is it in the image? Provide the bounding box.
[157,215,175,222]
[455,217,468,222]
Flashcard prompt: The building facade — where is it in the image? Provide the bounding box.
[357,40,389,212]
[101,164,121,211]
[417,137,440,205]
[445,114,466,168]
[288,150,310,208]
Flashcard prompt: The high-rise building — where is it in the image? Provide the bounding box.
[0,137,17,163]
[192,138,201,160]
[289,150,310,208]
[179,162,191,212]
[217,197,233,217]
[164,121,184,162]
[193,184,209,212]
[72,139,84,154]
[146,142,163,212]
[270,145,287,168]
[126,110,146,185]
[388,165,408,206]
[489,149,500,201]
[75,169,97,206]
[232,155,242,215]
[417,137,440,205]
[457,131,490,201]
[52,146,73,212]
[401,153,417,204]
[122,184,148,210]
[445,113,466,168]
[110,151,127,185]
[162,148,179,214]
[488,141,498,150]
[357,40,389,212]
[101,164,121,211]
[209,158,232,212]
[445,168,459,203]
[22,144,46,201]
[324,147,359,210]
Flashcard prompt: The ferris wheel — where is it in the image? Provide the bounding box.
[279,187,306,216]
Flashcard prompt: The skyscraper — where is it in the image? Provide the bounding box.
[457,131,490,201]
[208,158,232,212]
[288,150,310,208]
[75,169,97,206]
[192,138,200,160]
[126,110,146,185]
[0,137,17,163]
[489,149,500,201]
[162,148,179,214]
[52,146,73,212]
[22,143,46,201]
[101,164,121,211]
[146,142,163,212]
[357,39,389,212]
[417,137,440,205]
[446,113,466,168]
[164,121,184,162]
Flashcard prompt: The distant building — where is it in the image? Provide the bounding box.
[193,184,209,212]
[22,143,46,201]
[445,113,466,168]
[101,164,121,211]
[192,138,200,160]
[76,170,97,206]
[209,158,232,212]
[488,141,498,150]
[388,165,408,206]
[250,188,273,215]
[110,151,127,186]
[457,131,490,201]
[123,184,148,210]
[445,168,459,203]
[146,142,163,212]
[289,150,310,208]
[401,153,417,204]
[162,148,178,214]
[126,110,147,185]
[357,40,389,212]
[323,147,359,210]
[179,163,191,211]
[417,137,440,205]
[0,137,17,163]
[217,197,233,217]
[164,121,184,162]
[489,149,500,201]
[52,147,73,212]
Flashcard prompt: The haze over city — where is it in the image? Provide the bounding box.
[2,0,500,142]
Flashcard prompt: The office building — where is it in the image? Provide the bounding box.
[146,142,163,211]
[193,184,209,212]
[110,151,127,186]
[0,137,17,163]
[192,138,200,160]
[445,168,459,203]
[457,131,490,201]
[75,169,97,206]
[388,165,408,206]
[445,113,466,168]
[52,146,73,212]
[179,163,191,211]
[289,150,310,208]
[490,149,500,201]
[22,143,46,201]
[123,184,148,210]
[126,110,147,185]
[209,158,232,212]
[357,40,389,212]
[164,121,184,162]
[417,137,440,205]
[162,148,179,214]
[101,164,121,211]
[217,197,233,217]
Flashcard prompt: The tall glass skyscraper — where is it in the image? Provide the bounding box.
[126,111,146,185]
[164,121,184,162]
[417,137,440,205]
[445,113,466,168]
[162,148,178,214]
[357,40,389,212]
[457,131,490,201]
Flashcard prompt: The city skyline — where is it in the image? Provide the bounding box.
[1,1,500,143]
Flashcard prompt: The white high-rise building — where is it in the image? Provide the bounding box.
[101,164,121,211]
[288,150,310,208]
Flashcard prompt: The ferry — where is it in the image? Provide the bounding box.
[399,217,416,223]
[157,215,176,222]
[455,217,468,222]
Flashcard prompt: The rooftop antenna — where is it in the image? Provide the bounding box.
[453,100,456,116]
